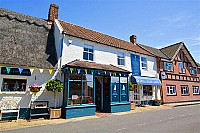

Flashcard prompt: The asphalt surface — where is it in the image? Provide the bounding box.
[4,105,200,133]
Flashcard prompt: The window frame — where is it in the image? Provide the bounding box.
[141,57,147,69]
[117,52,125,66]
[166,85,176,96]
[83,44,94,61]
[190,67,197,75]
[181,85,189,95]
[193,86,199,95]
[1,77,28,94]
[164,62,173,71]
[178,62,186,73]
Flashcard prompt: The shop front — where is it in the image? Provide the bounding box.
[130,76,162,106]
[61,61,130,119]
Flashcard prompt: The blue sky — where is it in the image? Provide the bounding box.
[1,0,200,62]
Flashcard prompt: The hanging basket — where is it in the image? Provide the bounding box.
[29,86,42,92]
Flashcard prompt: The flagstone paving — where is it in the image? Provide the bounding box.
[1,101,200,132]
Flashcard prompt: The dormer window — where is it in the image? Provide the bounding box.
[141,57,147,69]
[83,44,93,61]
[178,62,186,73]
[117,52,125,65]
[164,62,173,71]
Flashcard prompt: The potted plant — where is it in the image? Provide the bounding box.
[153,99,162,106]
[29,84,42,92]
[129,82,135,110]
[45,79,63,119]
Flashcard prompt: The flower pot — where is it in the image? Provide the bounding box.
[30,89,40,92]
[153,103,161,106]
[49,108,61,119]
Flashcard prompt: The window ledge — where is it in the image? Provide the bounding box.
[0,92,26,95]
[181,94,190,96]
[193,93,200,95]
[167,94,177,96]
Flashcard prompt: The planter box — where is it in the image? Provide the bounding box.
[153,103,161,106]
[130,103,136,110]
[49,108,61,119]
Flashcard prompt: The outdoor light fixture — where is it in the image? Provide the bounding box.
[68,39,72,44]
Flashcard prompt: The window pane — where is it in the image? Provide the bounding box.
[70,73,81,80]
[1,78,27,92]
[121,59,125,65]
[111,77,119,83]
[82,81,93,104]
[89,48,93,53]
[83,74,93,82]
[89,53,93,61]
[142,63,147,68]
[143,85,152,96]
[141,57,147,62]
[84,47,88,51]
[117,52,124,58]
[83,52,88,60]
[68,81,81,105]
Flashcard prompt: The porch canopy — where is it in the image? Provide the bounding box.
[131,76,162,85]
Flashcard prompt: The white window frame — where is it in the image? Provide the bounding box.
[181,86,189,95]
[166,85,176,95]
[117,52,125,66]
[193,86,199,94]
[0,75,28,95]
[141,57,147,69]
[83,44,94,61]
[164,62,173,71]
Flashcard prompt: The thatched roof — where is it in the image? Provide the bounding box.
[0,8,57,69]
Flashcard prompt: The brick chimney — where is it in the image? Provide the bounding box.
[48,4,59,24]
[130,35,137,44]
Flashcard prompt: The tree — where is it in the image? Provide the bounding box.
[45,79,63,108]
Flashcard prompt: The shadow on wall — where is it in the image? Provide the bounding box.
[45,24,58,67]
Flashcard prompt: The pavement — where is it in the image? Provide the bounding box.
[0,101,200,132]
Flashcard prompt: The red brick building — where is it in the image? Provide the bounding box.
[138,42,200,103]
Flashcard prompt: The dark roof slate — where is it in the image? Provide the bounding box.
[62,60,130,73]
[137,44,168,59]
[0,8,57,69]
[160,42,182,59]
[58,20,154,57]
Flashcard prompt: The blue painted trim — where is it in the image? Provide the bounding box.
[93,73,95,105]
[119,75,121,102]
[111,102,130,106]
[81,72,83,105]
[110,77,112,103]
[65,104,96,109]
[66,69,70,107]
[127,76,129,101]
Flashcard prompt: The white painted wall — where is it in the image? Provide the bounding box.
[0,66,63,108]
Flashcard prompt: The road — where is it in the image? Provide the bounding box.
[4,105,200,133]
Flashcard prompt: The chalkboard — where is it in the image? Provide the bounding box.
[131,54,141,76]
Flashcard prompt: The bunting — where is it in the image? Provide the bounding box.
[6,67,11,74]
[39,69,44,73]
[70,68,73,73]
[114,72,117,76]
[109,72,112,76]
[91,70,94,74]
[85,69,87,74]
[77,69,81,74]
[119,73,121,76]
[30,68,34,74]
[104,71,106,74]
[18,68,23,74]
[49,69,53,74]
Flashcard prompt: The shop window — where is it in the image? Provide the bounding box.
[141,57,147,69]
[1,78,27,92]
[178,62,186,73]
[181,86,189,95]
[134,85,141,105]
[83,44,93,61]
[193,86,199,94]
[164,62,173,71]
[68,73,82,105]
[82,74,93,104]
[117,52,125,65]
[143,85,152,96]
[166,85,176,95]
[120,77,128,101]
[111,76,119,102]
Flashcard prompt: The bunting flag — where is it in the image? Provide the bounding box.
[85,69,88,74]
[63,69,66,73]
[124,73,126,77]
[98,71,100,75]
[6,67,11,74]
[77,69,81,74]
[57,69,60,72]
[30,68,34,74]
[49,69,53,74]
[119,73,121,76]
[91,70,94,74]
[18,68,23,74]
[70,68,73,73]
[109,72,112,76]
[114,72,117,76]
[104,71,106,74]
[39,69,44,73]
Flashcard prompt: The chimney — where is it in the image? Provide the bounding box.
[130,35,137,44]
[48,4,59,24]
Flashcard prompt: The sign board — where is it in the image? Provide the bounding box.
[131,54,141,76]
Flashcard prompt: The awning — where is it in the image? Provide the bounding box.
[131,76,162,85]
